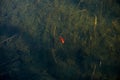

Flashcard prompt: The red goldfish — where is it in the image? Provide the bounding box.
[59,36,65,44]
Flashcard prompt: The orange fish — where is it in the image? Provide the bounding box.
[59,36,65,44]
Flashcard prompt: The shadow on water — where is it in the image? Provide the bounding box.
[0,23,59,80]
[0,24,34,79]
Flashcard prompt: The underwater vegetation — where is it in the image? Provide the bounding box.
[0,0,120,80]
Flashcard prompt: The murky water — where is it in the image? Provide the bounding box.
[0,0,120,80]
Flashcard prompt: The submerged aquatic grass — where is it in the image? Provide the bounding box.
[0,0,120,80]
